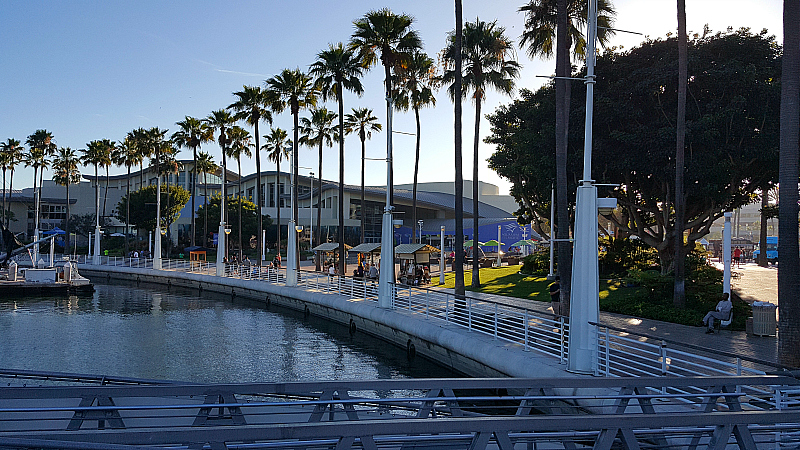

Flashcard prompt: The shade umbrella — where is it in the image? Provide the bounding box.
[42,227,66,235]
[463,239,485,248]
[482,239,503,247]
[110,233,126,237]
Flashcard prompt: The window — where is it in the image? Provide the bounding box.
[247,187,254,202]
[260,183,265,207]
[268,183,275,207]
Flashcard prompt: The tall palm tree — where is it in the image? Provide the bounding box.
[130,128,152,193]
[98,139,115,221]
[394,50,437,244]
[299,107,337,272]
[111,136,142,255]
[172,116,213,248]
[453,0,465,298]
[81,140,108,247]
[229,85,273,264]
[350,8,422,209]
[3,139,23,229]
[157,143,181,253]
[143,127,170,259]
[263,128,290,258]
[52,147,81,252]
[673,0,688,308]
[26,129,56,245]
[0,139,22,228]
[519,0,615,314]
[344,108,382,244]
[265,68,318,271]
[443,19,520,288]
[205,109,236,258]
[194,151,217,247]
[310,42,365,276]
[778,0,800,367]
[226,125,253,260]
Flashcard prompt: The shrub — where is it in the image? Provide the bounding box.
[520,250,552,276]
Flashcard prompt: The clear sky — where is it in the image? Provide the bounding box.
[0,0,783,194]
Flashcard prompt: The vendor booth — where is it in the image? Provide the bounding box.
[395,243,439,286]
[312,242,352,273]
[348,243,382,279]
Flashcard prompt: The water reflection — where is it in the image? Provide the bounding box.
[0,280,459,383]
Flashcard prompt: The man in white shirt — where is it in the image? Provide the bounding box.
[703,292,733,334]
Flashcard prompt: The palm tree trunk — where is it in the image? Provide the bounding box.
[292,107,300,271]
[238,157,243,261]
[65,182,70,252]
[255,121,262,264]
[778,0,800,367]
[757,188,769,267]
[2,168,6,228]
[412,106,421,245]
[453,0,465,298]
[191,147,197,247]
[555,0,572,316]
[471,98,481,288]
[276,160,281,259]
[337,85,346,277]
[316,141,323,272]
[32,167,38,240]
[125,166,131,256]
[203,171,209,246]
[7,169,14,229]
[673,0,688,308]
[222,147,228,260]
[360,131,366,244]
[384,63,394,208]
[103,165,109,220]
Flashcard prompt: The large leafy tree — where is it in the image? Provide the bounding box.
[194,151,217,247]
[518,0,615,313]
[171,116,213,248]
[309,42,365,276]
[116,184,190,233]
[350,7,422,209]
[0,138,23,228]
[265,68,318,270]
[488,29,781,272]
[225,125,253,259]
[442,19,520,288]
[778,0,800,367]
[195,195,271,251]
[229,86,273,263]
[299,107,337,271]
[263,127,290,255]
[344,108,382,243]
[52,147,81,251]
[394,51,437,244]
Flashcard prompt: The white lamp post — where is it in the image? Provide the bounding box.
[723,212,732,294]
[567,0,599,374]
[417,220,423,244]
[378,95,396,309]
[548,185,555,280]
[286,144,298,286]
[215,164,227,276]
[440,225,445,285]
[309,171,314,255]
[154,170,163,270]
[497,225,502,267]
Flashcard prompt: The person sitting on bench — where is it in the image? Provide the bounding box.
[703,292,732,334]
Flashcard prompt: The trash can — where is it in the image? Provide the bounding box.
[752,302,777,336]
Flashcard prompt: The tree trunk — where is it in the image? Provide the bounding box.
[103,165,109,220]
[65,182,70,252]
[555,0,572,316]
[125,166,131,256]
[238,157,243,261]
[454,0,465,298]
[757,188,769,267]
[360,131,366,244]
[7,169,14,229]
[276,160,281,259]
[673,0,688,308]
[2,168,6,228]
[316,141,323,272]
[292,106,300,271]
[337,85,346,277]
[471,97,481,288]
[222,144,228,260]
[412,106,421,244]
[191,146,197,248]
[203,172,209,247]
[778,0,800,367]
[255,120,262,264]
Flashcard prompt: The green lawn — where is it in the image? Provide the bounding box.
[440,266,553,302]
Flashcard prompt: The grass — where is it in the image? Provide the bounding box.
[440,266,553,302]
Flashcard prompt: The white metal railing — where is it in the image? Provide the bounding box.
[72,255,796,407]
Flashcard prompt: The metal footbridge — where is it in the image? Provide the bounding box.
[0,371,799,449]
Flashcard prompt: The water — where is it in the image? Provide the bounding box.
[0,281,460,383]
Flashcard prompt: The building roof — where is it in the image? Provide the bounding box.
[348,243,381,254]
[395,243,440,255]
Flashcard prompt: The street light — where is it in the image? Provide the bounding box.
[417,220,423,244]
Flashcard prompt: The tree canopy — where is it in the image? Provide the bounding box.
[116,184,190,233]
[488,28,781,269]
[195,195,272,251]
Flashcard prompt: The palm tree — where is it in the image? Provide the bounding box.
[26,129,56,245]
[130,128,152,193]
[98,139,116,221]
[673,0,688,308]
[394,50,437,244]
[172,116,213,248]
[344,108,382,244]
[299,107,337,271]
[453,0,465,298]
[143,127,170,260]
[111,136,142,255]
[265,68,318,271]
[205,109,237,258]
[81,140,108,248]
[52,147,81,252]
[226,125,253,260]
[229,86,273,264]
[157,144,181,254]
[442,19,520,288]
[350,8,422,209]
[310,42,365,276]
[194,151,217,247]
[778,0,799,367]
[518,0,615,313]
[263,127,290,258]
[3,139,23,230]
[0,139,22,228]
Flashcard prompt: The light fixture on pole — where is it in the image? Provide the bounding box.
[417,220,423,244]
[548,184,555,280]
[216,164,227,276]
[497,225,502,267]
[309,171,314,256]
[723,212,732,294]
[286,144,298,286]
[440,225,445,285]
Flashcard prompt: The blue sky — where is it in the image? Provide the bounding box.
[0,0,783,194]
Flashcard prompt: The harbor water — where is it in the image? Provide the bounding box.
[0,280,459,383]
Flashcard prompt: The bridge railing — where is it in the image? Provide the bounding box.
[73,256,793,392]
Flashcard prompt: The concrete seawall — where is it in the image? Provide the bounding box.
[79,265,581,381]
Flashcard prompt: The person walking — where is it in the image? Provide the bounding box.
[733,247,742,268]
[549,276,561,316]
